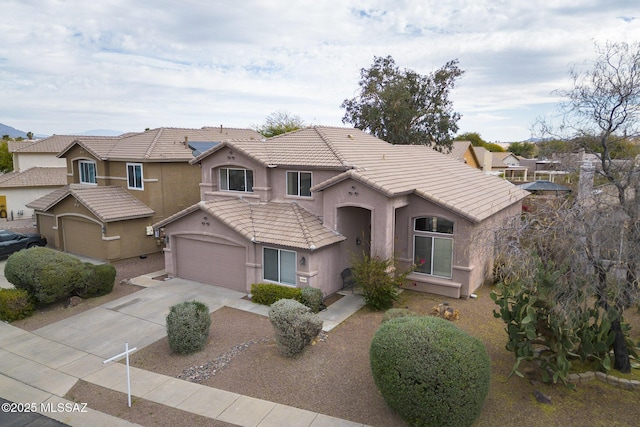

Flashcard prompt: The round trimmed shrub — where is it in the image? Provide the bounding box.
[370,316,491,427]
[300,287,324,313]
[5,247,84,304]
[166,301,211,355]
[268,299,323,357]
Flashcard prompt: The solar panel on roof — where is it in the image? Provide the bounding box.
[188,141,220,157]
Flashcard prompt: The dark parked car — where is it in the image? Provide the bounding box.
[0,230,47,257]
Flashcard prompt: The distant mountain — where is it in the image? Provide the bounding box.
[0,123,28,138]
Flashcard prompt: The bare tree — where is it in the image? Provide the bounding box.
[496,42,640,375]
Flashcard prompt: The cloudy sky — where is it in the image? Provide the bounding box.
[2,1,639,142]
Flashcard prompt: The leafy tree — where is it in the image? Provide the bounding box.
[505,41,640,374]
[26,132,33,140]
[255,111,305,138]
[455,132,505,152]
[536,139,571,159]
[341,55,464,151]
[0,141,13,172]
[508,141,537,158]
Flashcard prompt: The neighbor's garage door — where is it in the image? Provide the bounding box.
[62,218,103,259]
[175,237,246,291]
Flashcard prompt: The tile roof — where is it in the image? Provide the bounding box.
[449,140,472,161]
[64,127,263,162]
[282,127,529,223]
[26,184,154,222]
[0,167,67,188]
[9,135,119,154]
[155,198,345,250]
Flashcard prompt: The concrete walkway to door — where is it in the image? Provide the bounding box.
[0,276,367,426]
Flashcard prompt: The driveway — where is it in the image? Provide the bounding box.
[31,278,248,359]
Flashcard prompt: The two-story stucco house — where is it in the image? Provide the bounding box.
[27,127,262,260]
[154,127,528,298]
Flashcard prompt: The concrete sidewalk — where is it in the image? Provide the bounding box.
[0,276,368,426]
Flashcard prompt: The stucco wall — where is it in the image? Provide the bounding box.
[13,153,67,172]
[2,186,62,219]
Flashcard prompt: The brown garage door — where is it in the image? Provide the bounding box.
[175,237,246,291]
[62,218,103,259]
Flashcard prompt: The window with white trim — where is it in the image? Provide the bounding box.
[263,247,297,285]
[413,216,454,279]
[286,171,312,197]
[127,163,144,190]
[220,167,253,192]
[79,160,97,184]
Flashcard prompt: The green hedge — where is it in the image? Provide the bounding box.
[0,288,34,322]
[251,283,302,305]
[76,263,116,298]
[370,316,491,427]
[166,301,211,355]
[5,247,84,304]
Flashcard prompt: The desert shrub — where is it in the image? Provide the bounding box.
[5,247,84,304]
[352,253,414,310]
[166,301,211,355]
[251,283,302,305]
[381,308,418,323]
[268,299,323,357]
[0,288,34,321]
[370,316,491,427]
[300,287,324,313]
[75,263,116,298]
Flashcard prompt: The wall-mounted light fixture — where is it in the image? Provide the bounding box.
[356,237,362,246]
[300,256,306,266]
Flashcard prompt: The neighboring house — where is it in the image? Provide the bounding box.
[5,136,120,220]
[449,140,481,168]
[0,167,67,220]
[27,127,262,261]
[8,135,97,171]
[154,127,528,298]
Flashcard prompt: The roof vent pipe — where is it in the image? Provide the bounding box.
[220,124,223,133]
[184,136,188,148]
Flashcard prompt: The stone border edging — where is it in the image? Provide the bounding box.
[567,371,640,390]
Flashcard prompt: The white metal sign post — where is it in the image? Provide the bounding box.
[103,342,138,407]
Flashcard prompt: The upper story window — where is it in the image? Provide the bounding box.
[79,160,97,185]
[127,163,144,190]
[286,171,312,197]
[413,216,454,279]
[220,167,253,192]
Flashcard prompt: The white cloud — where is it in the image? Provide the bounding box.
[2,0,640,141]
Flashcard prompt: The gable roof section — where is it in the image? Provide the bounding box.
[449,140,472,161]
[155,199,345,250]
[0,167,67,188]
[309,127,529,223]
[27,184,154,222]
[59,127,262,162]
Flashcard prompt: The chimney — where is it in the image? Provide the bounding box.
[483,150,493,173]
[577,161,595,201]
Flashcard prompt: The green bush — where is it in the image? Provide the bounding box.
[166,301,211,355]
[300,287,324,313]
[268,299,323,357]
[76,263,116,298]
[0,289,34,321]
[352,253,413,310]
[5,247,84,304]
[381,308,418,323]
[370,316,491,427]
[251,283,302,305]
